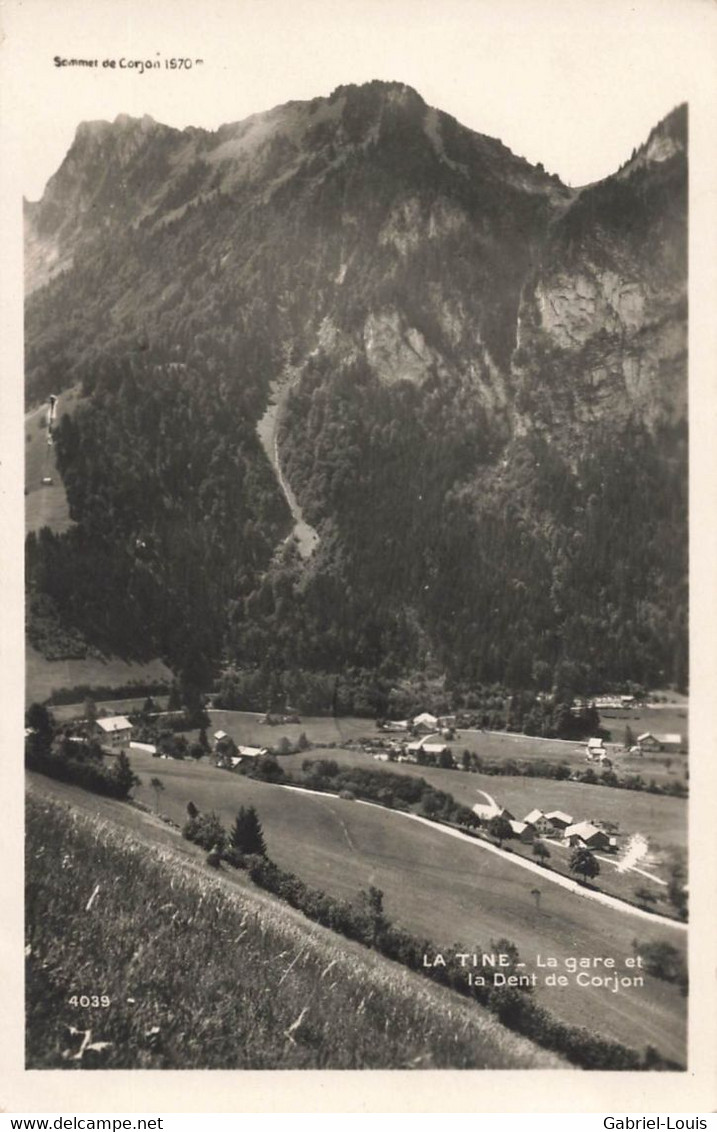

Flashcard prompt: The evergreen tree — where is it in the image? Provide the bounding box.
[230,805,267,857]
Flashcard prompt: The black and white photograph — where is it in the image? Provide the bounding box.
[3,0,717,1112]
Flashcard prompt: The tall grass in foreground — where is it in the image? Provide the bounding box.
[26,796,562,1069]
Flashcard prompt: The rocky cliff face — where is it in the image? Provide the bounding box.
[511,105,687,442]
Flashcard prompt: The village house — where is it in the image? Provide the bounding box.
[564,821,611,851]
[508,819,536,843]
[586,737,604,759]
[405,738,449,761]
[422,742,450,760]
[637,732,684,754]
[95,715,133,748]
[412,712,439,732]
[472,802,514,823]
[522,808,555,836]
[544,810,573,834]
[229,745,269,767]
[213,730,229,749]
[637,732,661,752]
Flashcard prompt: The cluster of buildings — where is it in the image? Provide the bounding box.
[213,730,268,767]
[471,799,618,852]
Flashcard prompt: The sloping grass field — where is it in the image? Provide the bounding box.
[110,752,688,1064]
[188,712,688,831]
[26,646,174,708]
[25,783,562,1070]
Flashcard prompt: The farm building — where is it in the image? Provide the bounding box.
[636,733,661,752]
[237,745,268,759]
[522,809,555,836]
[229,745,268,767]
[657,733,684,753]
[95,716,133,747]
[405,739,449,761]
[130,741,157,755]
[508,820,536,843]
[382,719,409,732]
[472,803,514,823]
[213,730,229,747]
[422,742,450,759]
[544,810,573,833]
[412,712,439,732]
[637,732,685,753]
[586,737,604,759]
[564,821,610,850]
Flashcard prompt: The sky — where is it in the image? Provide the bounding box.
[3,0,716,200]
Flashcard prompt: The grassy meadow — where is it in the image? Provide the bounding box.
[187,710,688,801]
[26,646,173,708]
[279,747,687,850]
[25,784,562,1070]
[87,751,689,1064]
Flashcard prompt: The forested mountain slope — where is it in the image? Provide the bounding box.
[24,84,687,707]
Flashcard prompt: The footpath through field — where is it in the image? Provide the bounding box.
[275,783,686,932]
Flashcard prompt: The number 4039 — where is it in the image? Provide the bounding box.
[68,994,111,1008]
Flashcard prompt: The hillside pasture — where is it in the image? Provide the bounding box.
[49,694,171,724]
[196,711,686,788]
[26,645,173,707]
[204,709,372,748]
[114,750,687,1064]
[26,782,560,1070]
[599,706,688,745]
[453,728,687,789]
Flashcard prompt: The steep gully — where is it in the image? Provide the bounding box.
[256,376,320,560]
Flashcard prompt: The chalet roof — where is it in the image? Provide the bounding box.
[637,733,655,742]
[213,730,229,741]
[657,733,682,744]
[96,716,132,734]
[587,737,604,748]
[237,745,267,758]
[565,821,603,840]
[509,820,530,835]
[413,712,438,726]
[472,803,499,818]
[523,808,545,825]
[545,810,573,825]
[421,743,448,754]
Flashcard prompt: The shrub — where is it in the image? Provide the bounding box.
[183,811,227,851]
